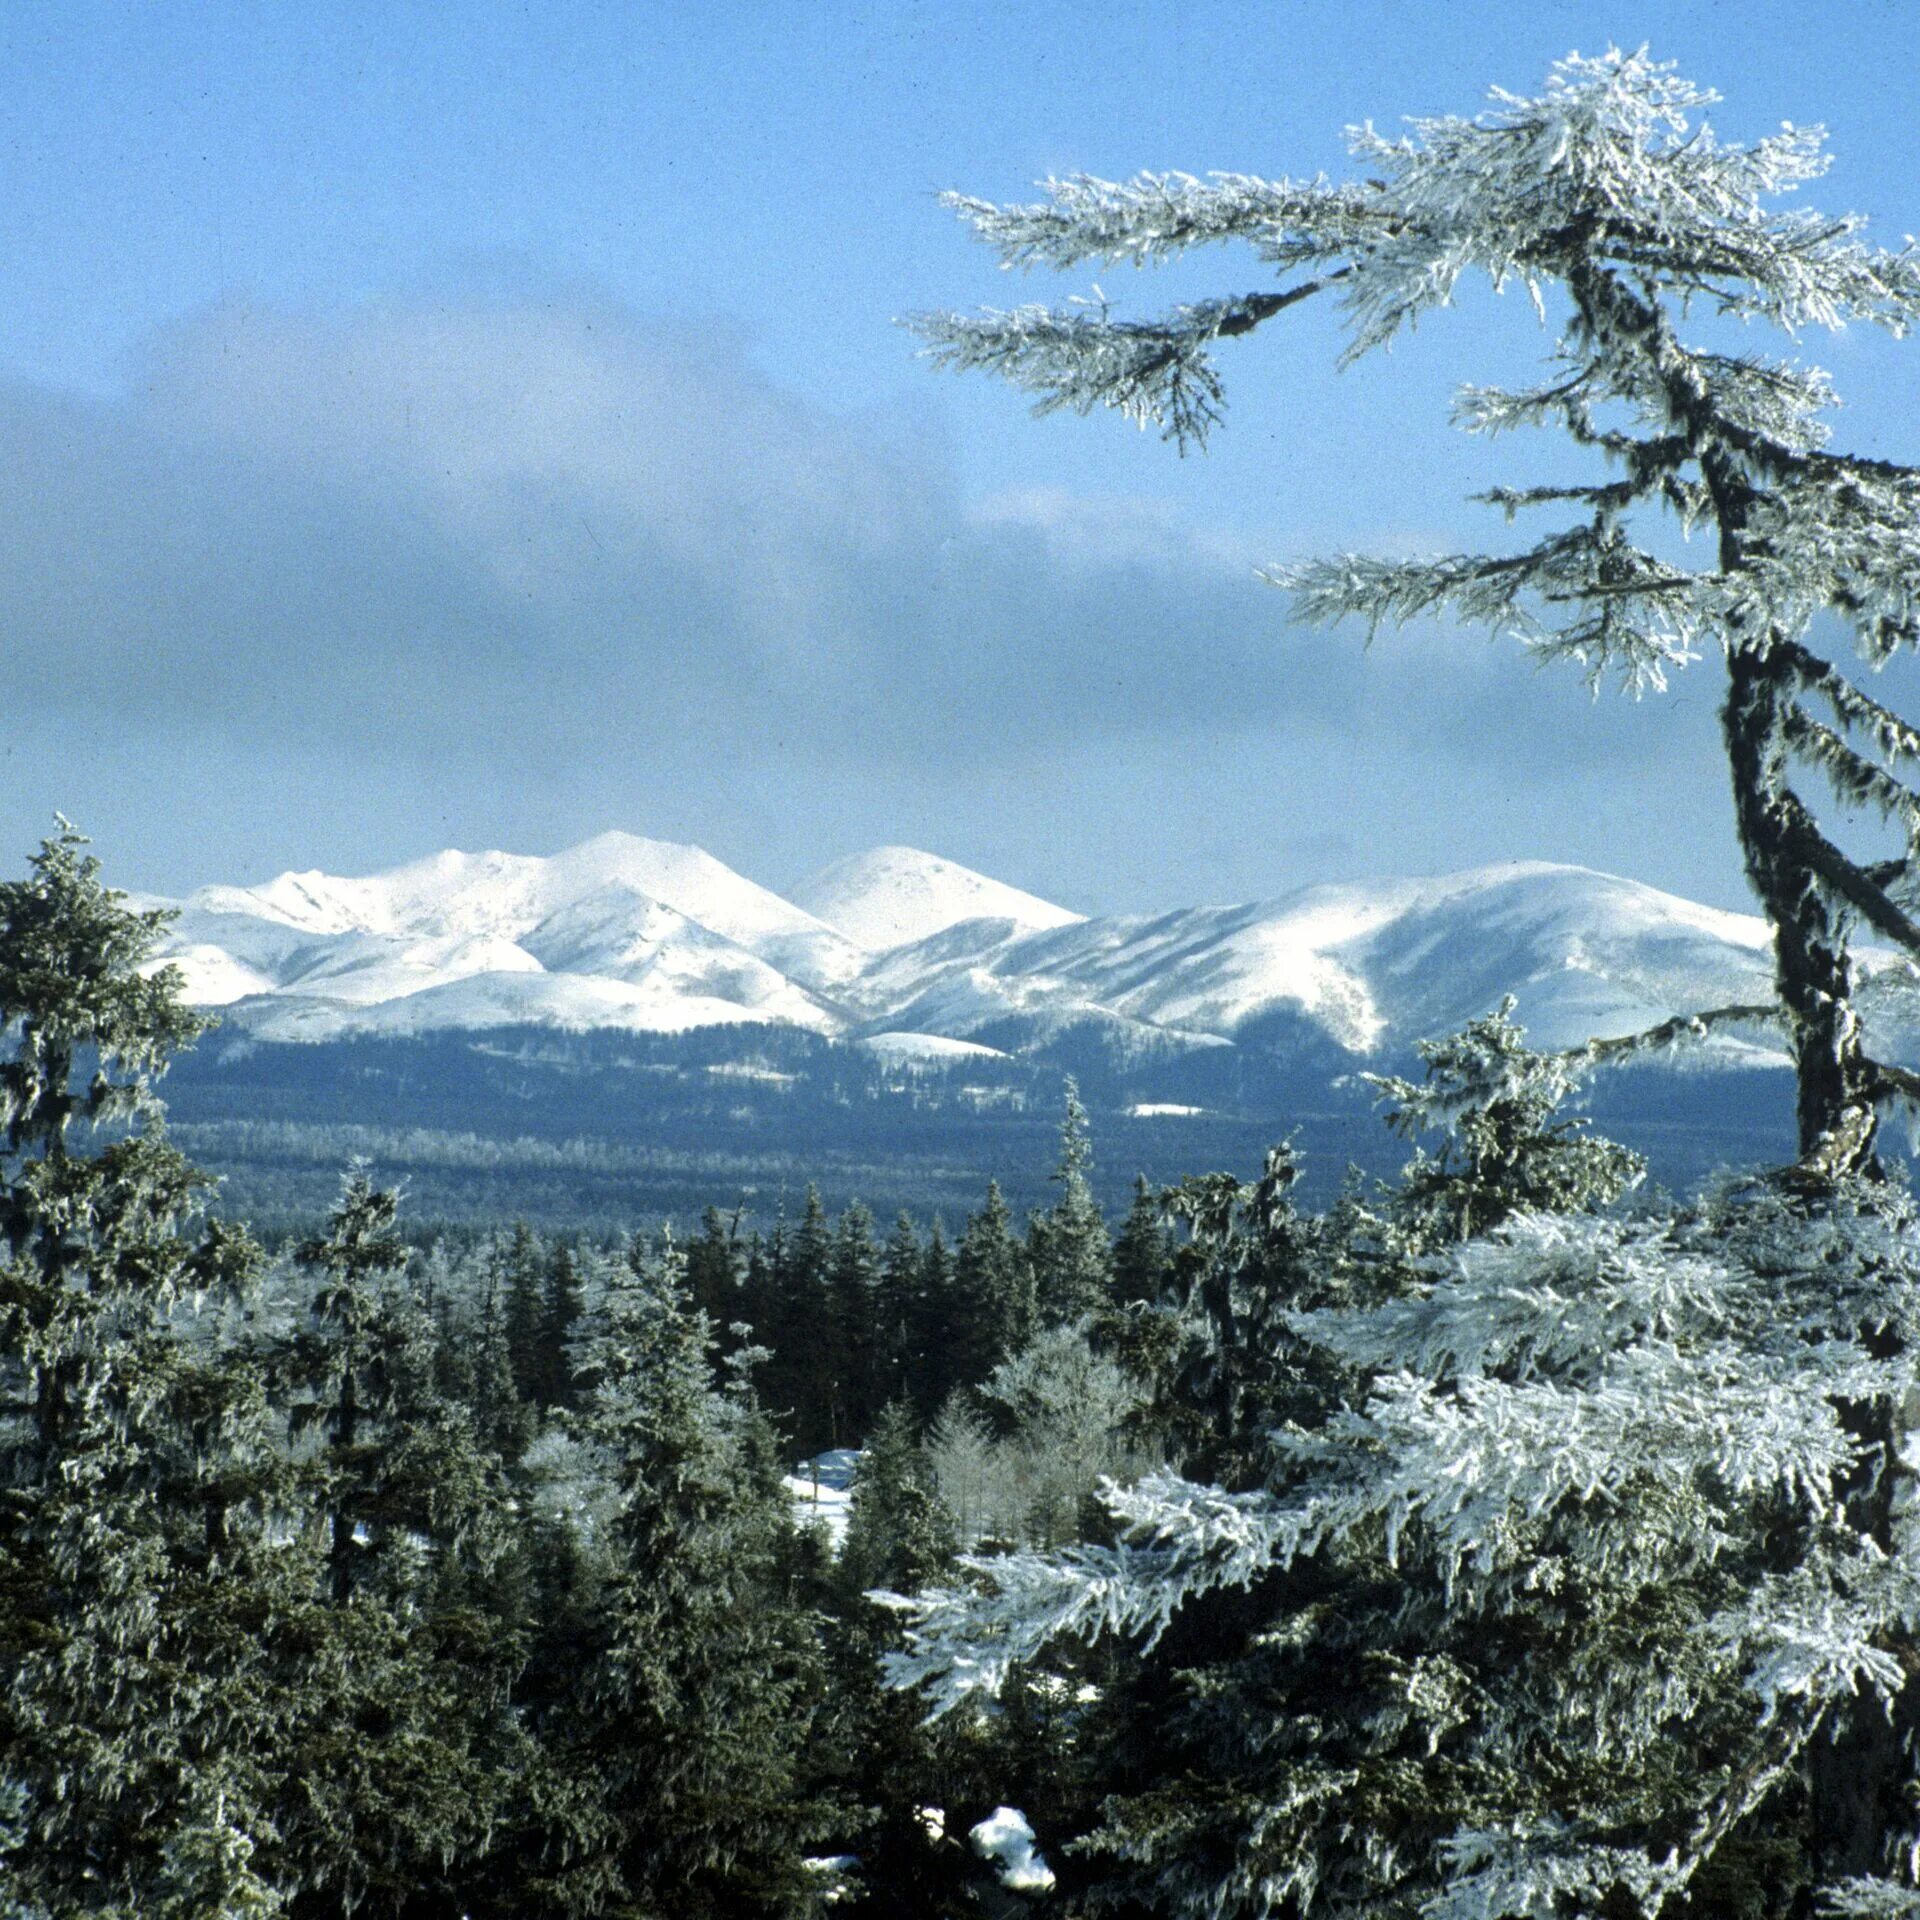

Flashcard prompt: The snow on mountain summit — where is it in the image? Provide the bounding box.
[791,846,1084,952]
[146,835,1849,1068]
[193,831,842,951]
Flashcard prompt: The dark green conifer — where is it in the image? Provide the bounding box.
[500,1219,547,1406]
[0,826,277,1915]
[830,1200,883,1440]
[552,1232,829,1916]
[950,1181,1034,1388]
[541,1240,586,1409]
[1112,1173,1174,1305]
[686,1203,739,1335]
[876,1210,921,1410]
[1027,1078,1113,1325]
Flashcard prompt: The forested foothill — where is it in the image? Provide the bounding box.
[17,47,1920,1920]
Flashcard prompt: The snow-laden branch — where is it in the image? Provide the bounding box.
[1269,527,1705,693]
[904,284,1331,448]
[940,172,1388,272]
[1783,706,1920,836]
[1775,637,1920,766]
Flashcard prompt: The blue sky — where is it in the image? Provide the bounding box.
[8,0,1920,912]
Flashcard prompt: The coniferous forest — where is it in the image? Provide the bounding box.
[21,45,1920,1920]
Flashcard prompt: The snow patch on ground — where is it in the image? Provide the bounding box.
[861,1030,1010,1064]
[970,1806,1056,1894]
[785,1448,861,1548]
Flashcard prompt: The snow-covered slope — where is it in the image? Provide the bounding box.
[147,837,1855,1067]
[840,863,1796,1059]
[155,832,852,1040]
[792,846,1084,952]
[193,831,864,992]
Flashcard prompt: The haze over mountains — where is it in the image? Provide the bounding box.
[144,829,1860,1071]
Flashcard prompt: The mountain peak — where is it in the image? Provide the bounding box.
[791,845,1084,952]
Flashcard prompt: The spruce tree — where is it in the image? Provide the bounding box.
[554,1231,829,1916]
[277,1169,527,1913]
[500,1219,547,1408]
[950,1181,1035,1389]
[472,1257,533,1462]
[765,1185,841,1452]
[907,1217,959,1414]
[686,1204,739,1339]
[1112,1172,1174,1306]
[917,49,1920,1181]
[1028,1078,1113,1325]
[885,1014,1920,1916]
[0,826,282,1916]
[829,1200,884,1441]
[540,1240,586,1410]
[1366,995,1647,1245]
[875,1210,921,1411]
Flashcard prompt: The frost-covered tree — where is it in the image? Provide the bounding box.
[553,1231,830,1917]
[916,49,1920,1179]
[880,1003,1920,1915]
[1029,1078,1114,1325]
[0,827,283,1917]
[888,1183,1920,1917]
[1367,995,1646,1244]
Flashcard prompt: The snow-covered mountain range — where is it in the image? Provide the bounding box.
[141,830,1902,1073]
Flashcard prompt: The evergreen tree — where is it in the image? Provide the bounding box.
[472,1256,533,1462]
[824,1402,978,1918]
[685,1203,739,1338]
[907,1217,959,1414]
[765,1185,842,1452]
[885,1012,1920,1916]
[1366,995,1647,1245]
[876,1210,922,1411]
[541,1240,586,1410]
[830,1200,884,1440]
[0,825,281,1916]
[552,1232,829,1916]
[501,1219,547,1408]
[1028,1078,1113,1325]
[949,1181,1035,1390]
[276,1170,528,1914]
[293,1170,410,1606]
[738,1226,775,1356]
[917,49,1920,1181]
[841,1400,958,1601]
[1112,1172,1174,1306]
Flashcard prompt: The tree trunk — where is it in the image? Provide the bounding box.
[1721,643,1880,1175]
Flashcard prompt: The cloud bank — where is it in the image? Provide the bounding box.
[3,289,1734,906]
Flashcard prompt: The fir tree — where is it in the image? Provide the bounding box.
[1112,1172,1174,1306]
[915,49,1920,1182]
[1366,995,1647,1245]
[875,1210,921,1411]
[0,825,281,1916]
[765,1185,841,1452]
[500,1219,547,1408]
[472,1257,533,1462]
[554,1232,829,1916]
[907,1217,959,1414]
[686,1203,739,1337]
[541,1240,586,1410]
[830,1200,884,1441]
[1028,1078,1113,1325]
[885,1017,1920,1916]
[950,1181,1035,1389]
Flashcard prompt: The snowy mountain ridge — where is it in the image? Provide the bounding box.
[143,832,1864,1067]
